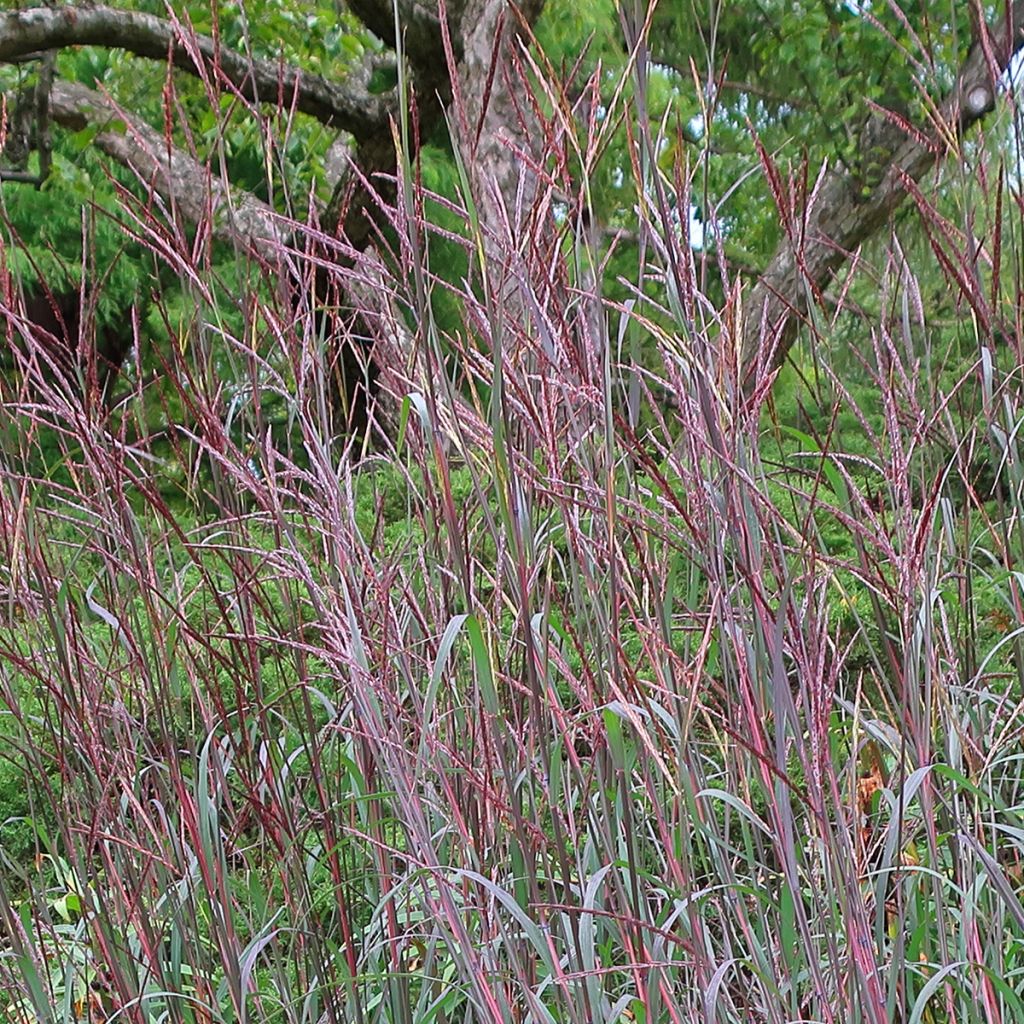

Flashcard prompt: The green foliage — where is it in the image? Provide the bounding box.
[0,146,148,321]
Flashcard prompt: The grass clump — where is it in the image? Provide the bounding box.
[3,26,1024,1024]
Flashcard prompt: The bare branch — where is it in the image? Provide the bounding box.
[0,6,393,137]
[0,169,44,184]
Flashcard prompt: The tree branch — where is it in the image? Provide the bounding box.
[0,6,393,138]
[48,80,280,248]
[741,1,1024,382]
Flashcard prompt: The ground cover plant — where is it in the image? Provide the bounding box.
[3,2,1024,1023]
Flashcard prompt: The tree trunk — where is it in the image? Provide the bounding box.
[456,0,546,299]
